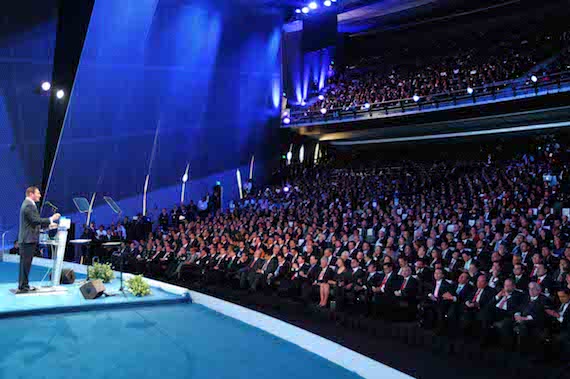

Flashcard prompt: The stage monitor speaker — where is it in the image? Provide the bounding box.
[51,268,76,284]
[80,279,105,299]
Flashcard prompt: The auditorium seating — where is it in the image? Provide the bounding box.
[89,133,570,366]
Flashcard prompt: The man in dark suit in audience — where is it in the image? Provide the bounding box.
[279,254,309,296]
[481,278,526,342]
[267,254,291,288]
[444,272,474,327]
[249,248,278,291]
[393,266,419,321]
[532,263,555,296]
[460,274,496,335]
[496,282,551,351]
[240,249,265,289]
[547,289,570,357]
[511,263,530,291]
[371,262,402,318]
[420,268,455,330]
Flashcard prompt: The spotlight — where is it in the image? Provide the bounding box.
[295,8,301,13]
[320,108,327,114]
[324,0,332,6]
[309,2,318,10]
[56,89,65,99]
[318,94,324,100]
[412,94,420,102]
[531,75,538,83]
[301,100,306,106]
[41,81,51,92]
[364,103,370,109]
[301,6,309,13]
[467,87,474,95]
[283,186,290,193]
[283,117,291,125]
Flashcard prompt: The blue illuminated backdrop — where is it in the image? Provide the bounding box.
[44,0,283,225]
[0,1,57,243]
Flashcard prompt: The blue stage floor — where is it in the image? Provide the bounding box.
[0,262,188,317]
[0,262,363,379]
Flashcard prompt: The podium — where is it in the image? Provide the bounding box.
[43,219,70,286]
[11,218,71,296]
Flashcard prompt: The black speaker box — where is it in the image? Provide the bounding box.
[80,279,106,299]
[50,268,76,284]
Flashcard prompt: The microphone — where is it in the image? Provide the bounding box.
[45,201,58,210]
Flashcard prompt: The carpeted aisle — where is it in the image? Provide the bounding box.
[0,303,364,379]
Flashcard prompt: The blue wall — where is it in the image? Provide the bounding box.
[0,2,57,243]
[45,0,282,225]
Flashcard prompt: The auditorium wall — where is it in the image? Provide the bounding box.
[0,1,57,244]
[44,0,283,226]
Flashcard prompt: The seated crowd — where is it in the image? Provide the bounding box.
[90,138,569,359]
[300,28,569,116]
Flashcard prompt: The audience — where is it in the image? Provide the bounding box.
[85,133,569,359]
[293,28,570,121]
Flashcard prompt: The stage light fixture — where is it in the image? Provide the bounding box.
[41,81,51,91]
[56,89,65,99]
[413,95,420,102]
[320,108,327,114]
[531,75,538,83]
[295,8,301,13]
[467,87,474,95]
[283,186,290,193]
[301,6,309,13]
[309,2,318,10]
[324,0,332,6]
[283,117,291,125]
[318,94,324,100]
[301,100,306,106]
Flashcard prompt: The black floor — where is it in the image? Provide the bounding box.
[175,281,567,379]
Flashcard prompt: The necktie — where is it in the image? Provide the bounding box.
[400,278,408,290]
[537,277,542,284]
[319,269,325,281]
[434,281,441,297]
[472,289,482,302]
[381,275,388,287]
[497,296,508,310]
[249,258,256,268]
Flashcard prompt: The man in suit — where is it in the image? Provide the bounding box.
[460,274,496,335]
[496,282,551,352]
[511,263,530,291]
[393,266,420,321]
[444,272,474,326]
[481,278,526,342]
[547,289,570,357]
[420,268,455,330]
[18,186,60,292]
[371,262,401,318]
[240,249,265,289]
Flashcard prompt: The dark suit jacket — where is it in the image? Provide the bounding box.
[19,198,51,244]
[398,276,419,301]
[519,294,551,326]
[511,273,530,291]
[494,289,526,317]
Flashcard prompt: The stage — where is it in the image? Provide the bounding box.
[0,261,392,379]
[0,262,190,318]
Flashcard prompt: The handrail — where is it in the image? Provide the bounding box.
[286,70,570,125]
[1,231,8,261]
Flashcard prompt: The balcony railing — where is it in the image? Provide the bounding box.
[284,71,570,127]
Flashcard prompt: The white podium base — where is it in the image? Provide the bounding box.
[10,286,68,296]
